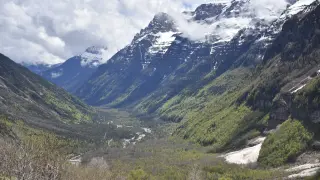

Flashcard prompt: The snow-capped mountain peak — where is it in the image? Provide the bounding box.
[133,13,178,42]
[281,0,318,17]
[80,46,107,67]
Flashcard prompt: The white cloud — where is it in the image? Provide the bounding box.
[0,0,289,65]
[249,0,290,21]
[173,0,290,42]
[0,0,211,65]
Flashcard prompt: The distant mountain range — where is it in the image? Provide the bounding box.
[23,63,61,74]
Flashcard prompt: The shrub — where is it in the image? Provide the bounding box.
[258,119,313,167]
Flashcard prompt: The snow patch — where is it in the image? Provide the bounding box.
[148,31,176,55]
[116,125,123,128]
[136,34,148,42]
[123,139,131,148]
[288,167,320,179]
[256,35,273,42]
[69,155,82,166]
[136,132,146,141]
[248,137,266,146]
[286,163,320,172]
[291,84,307,93]
[223,137,266,165]
[142,128,152,134]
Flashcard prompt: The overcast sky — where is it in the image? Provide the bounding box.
[0,0,290,65]
[0,0,216,65]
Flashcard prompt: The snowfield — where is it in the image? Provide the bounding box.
[222,137,266,165]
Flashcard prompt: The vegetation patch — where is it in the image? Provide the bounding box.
[258,119,313,167]
[293,77,320,111]
[44,92,92,123]
[203,163,282,180]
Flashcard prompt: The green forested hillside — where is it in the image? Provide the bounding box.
[0,53,95,136]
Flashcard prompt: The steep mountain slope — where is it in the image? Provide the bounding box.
[77,13,179,105]
[77,0,292,107]
[173,0,320,166]
[0,53,94,136]
[42,46,106,93]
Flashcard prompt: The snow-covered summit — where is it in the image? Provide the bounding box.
[133,13,178,43]
[80,46,107,67]
[281,0,318,17]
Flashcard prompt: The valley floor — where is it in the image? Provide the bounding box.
[1,109,319,180]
